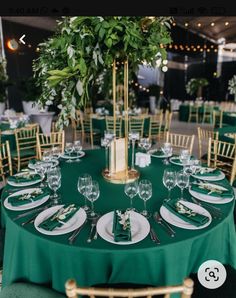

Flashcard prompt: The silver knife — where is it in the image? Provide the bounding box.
[12,204,50,221]
[153,212,176,237]
[68,220,87,244]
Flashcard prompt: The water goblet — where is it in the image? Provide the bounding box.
[47,174,62,204]
[162,169,176,202]
[179,149,191,169]
[77,174,92,211]
[86,180,100,219]
[64,142,74,163]
[129,131,140,171]
[161,142,172,165]
[73,140,83,162]
[176,170,189,202]
[138,179,152,218]
[101,137,111,174]
[34,162,46,188]
[124,180,139,211]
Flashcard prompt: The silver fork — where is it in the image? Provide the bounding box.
[87,218,98,243]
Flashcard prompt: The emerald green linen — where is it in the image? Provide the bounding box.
[191,183,233,198]
[8,189,49,206]
[163,199,210,227]
[1,149,236,298]
[38,204,79,231]
[8,173,41,183]
[112,210,132,242]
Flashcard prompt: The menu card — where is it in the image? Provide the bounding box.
[109,138,126,174]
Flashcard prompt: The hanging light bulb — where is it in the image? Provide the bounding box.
[162,66,168,72]
[162,59,168,65]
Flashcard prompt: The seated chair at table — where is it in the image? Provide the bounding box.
[36,131,65,160]
[159,110,172,141]
[65,278,194,298]
[197,127,219,162]
[128,116,145,138]
[165,132,195,155]
[105,115,123,138]
[11,124,39,172]
[201,104,214,124]
[212,109,224,128]
[147,114,163,143]
[188,104,199,123]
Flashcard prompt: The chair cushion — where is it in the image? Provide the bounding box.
[0,283,66,298]
[11,149,36,158]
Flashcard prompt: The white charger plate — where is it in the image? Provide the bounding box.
[7,171,43,187]
[192,171,225,181]
[4,188,50,211]
[28,159,59,170]
[34,205,87,236]
[96,211,150,245]
[189,187,234,204]
[169,156,183,166]
[160,200,212,230]
[60,151,85,160]
[149,150,172,159]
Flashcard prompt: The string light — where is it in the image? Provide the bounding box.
[172,22,176,26]
[185,22,189,27]
[211,22,215,27]
[225,22,229,26]
[197,23,201,27]
[167,43,218,53]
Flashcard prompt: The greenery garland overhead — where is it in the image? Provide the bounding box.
[33,16,172,127]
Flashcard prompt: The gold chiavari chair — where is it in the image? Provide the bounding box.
[188,104,199,123]
[0,141,12,187]
[105,116,123,138]
[212,110,223,128]
[208,137,236,185]
[71,110,84,142]
[65,278,194,298]
[81,114,101,149]
[159,111,172,141]
[129,116,145,138]
[141,107,149,115]
[166,132,195,155]
[36,131,65,160]
[202,104,213,124]
[12,124,39,172]
[197,127,219,161]
[148,113,163,142]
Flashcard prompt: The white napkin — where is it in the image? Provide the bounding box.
[135,152,151,167]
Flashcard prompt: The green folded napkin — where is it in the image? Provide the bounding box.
[163,199,210,227]
[112,210,132,242]
[153,150,165,156]
[8,189,50,206]
[171,155,194,164]
[8,172,41,183]
[196,168,221,177]
[191,183,233,198]
[64,151,78,158]
[38,204,79,231]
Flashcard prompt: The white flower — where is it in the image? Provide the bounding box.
[45,100,53,105]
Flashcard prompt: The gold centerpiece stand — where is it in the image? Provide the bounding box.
[102,59,140,184]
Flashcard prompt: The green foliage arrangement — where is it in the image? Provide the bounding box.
[185,78,209,96]
[228,75,236,99]
[33,16,172,127]
[0,59,9,103]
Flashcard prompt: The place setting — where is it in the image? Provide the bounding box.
[147,142,173,161]
[169,149,195,167]
[60,140,85,162]
[7,169,44,187]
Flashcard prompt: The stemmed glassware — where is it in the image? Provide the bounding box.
[101,137,110,174]
[161,142,172,165]
[179,149,191,169]
[124,181,139,211]
[77,174,92,211]
[184,158,201,176]
[129,131,139,171]
[176,170,189,201]
[138,179,152,218]
[34,162,46,188]
[86,180,100,219]
[139,138,152,154]
[64,142,74,163]
[73,140,83,162]
[47,167,62,204]
[162,169,176,202]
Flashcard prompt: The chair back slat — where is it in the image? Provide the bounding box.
[166,132,195,154]
[0,141,12,184]
[105,116,122,138]
[197,127,219,160]
[129,116,145,138]
[37,131,65,160]
[65,278,194,298]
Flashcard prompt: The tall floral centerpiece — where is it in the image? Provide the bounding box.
[33,16,172,182]
[228,75,236,102]
[0,58,9,114]
[186,78,209,100]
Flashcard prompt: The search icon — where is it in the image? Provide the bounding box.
[209,271,216,279]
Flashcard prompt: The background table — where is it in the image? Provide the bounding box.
[1,150,236,297]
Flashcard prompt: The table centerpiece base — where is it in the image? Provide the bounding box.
[102,168,140,184]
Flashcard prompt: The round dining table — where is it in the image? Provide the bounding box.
[1,149,236,298]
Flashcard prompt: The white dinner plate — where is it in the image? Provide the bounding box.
[4,188,50,211]
[160,200,212,230]
[96,211,150,245]
[189,187,234,204]
[7,171,43,187]
[148,149,172,159]
[34,205,87,236]
[169,156,183,166]
[192,171,225,181]
[60,151,85,160]
[28,159,59,170]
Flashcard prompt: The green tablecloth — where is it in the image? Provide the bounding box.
[217,126,236,143]
[0,123,16,151]
[179,104,219,122]
[223,112,236,126]
[1,150,236,298]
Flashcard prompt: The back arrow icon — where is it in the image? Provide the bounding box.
[19,34,26,44]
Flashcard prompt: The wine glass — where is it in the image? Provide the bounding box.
[142,138,152,154]
[161,142,172,165]
[51,146,61,160]
[176,170,189,202]
[124,181,139,211]
[42,149,51,163]
[86,180,100,219]
[129,131,139,171]
[138,179,152,218]
[34,162,46,188]
[101,137,110,174]
[162,169,176,202]
[179,149,191,169]
[77,174,92,211]
[74,140,83,162]
[64,142,74,163]
[47,174,62,204]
